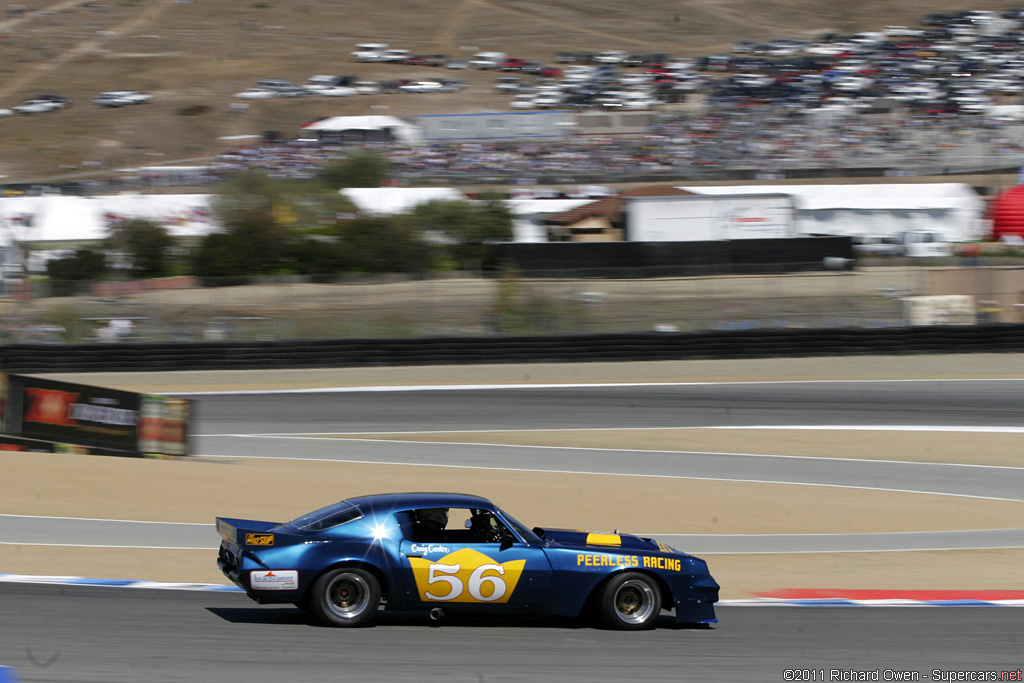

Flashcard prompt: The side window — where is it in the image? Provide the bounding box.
[405,507,513,544]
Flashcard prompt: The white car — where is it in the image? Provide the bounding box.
[233,88,279,99]
[592,50,628,64]
[94,90,152,107]
[353,81,381,95]
[13,99,66,114]
[314,86,357,96]
[509,94,537,109]
[398,80,443,93]
[532,92,564,108]
[350,42,388,61]
[379,49,411,63]
[0,108,12,118]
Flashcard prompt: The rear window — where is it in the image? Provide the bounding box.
[281,501,363,531]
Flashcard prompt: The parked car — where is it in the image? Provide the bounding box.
[304,75,353,91]
[593,50,629,64]
[352,81,381,95]
[510,93,537,109]
[256,79,300,92]
[379,49,412,63]
[494,76,521,92]
[469,51,507,69]
[350,42,388,61]
[233,88,279,100]
[437,78,468,92]
[13,98,67,114]
[314,86,357,96]
[398,80,443,93]
[93,90,152,107]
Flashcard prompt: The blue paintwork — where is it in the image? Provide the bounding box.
[216,492,719,625]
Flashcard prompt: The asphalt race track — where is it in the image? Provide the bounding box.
[0,584,1021,683]
[2,378,1023,681]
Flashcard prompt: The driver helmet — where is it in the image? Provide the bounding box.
[418,508,448,530]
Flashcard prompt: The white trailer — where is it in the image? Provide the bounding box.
[626,193,798,242]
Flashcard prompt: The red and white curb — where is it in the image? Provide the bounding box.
[4,574,1024,605]
[722,589,1024,606]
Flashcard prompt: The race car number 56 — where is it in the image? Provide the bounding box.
[408,548,526,604]
[426,563,506,601]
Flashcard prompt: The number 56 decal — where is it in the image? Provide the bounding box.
[409,548,526,603]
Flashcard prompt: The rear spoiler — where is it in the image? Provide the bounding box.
[216,517,302,549]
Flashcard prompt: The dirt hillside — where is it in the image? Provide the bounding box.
[0,0,991,181]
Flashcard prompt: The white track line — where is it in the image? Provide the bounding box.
[193,453,1024,502]
[169,378,1024,396]
[0,513,208,525]
[196,436,1024,471]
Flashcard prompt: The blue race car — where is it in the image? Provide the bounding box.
[216,492,719,630]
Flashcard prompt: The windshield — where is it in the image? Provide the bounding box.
[279,501,363,532]
[496,507,541,544]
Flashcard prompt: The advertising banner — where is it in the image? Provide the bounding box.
[1,374,191,457]
[903,295,977,326]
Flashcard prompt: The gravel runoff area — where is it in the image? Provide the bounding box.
[35,352,1024,394]
[5,352,1022,600]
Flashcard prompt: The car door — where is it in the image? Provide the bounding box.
[396,508,552,614]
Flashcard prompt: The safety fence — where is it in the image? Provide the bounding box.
[0,324,1022,374]
[4,265,1024,347]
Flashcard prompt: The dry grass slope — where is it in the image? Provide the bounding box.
[0,0,991,181]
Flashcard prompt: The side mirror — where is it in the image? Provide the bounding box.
[499,534,514,551]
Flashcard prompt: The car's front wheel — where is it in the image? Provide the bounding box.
[598,572,661,630]
[309,568,381,627]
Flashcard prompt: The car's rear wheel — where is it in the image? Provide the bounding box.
[599,572,661,630]
[309,568,381,627]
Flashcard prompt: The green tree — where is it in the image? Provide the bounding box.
[46,249,107,295]
[336,216,430,274]
[317,150,391,188]
[106,218,175,278]
[197,169,355,277]
[406,199,513,269]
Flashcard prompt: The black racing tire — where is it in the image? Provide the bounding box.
[308,568,381,627]
[598,572,662,630]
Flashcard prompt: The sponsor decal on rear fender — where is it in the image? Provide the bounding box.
[246,533,274,546]
[250,570,298,590]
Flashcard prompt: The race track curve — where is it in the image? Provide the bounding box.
[2,378,1022,681]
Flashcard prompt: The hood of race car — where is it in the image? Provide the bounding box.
[533,527,678,553]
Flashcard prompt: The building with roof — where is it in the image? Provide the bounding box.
[538,186,695,242]
[300,115,424,145]
[678,183,985,242]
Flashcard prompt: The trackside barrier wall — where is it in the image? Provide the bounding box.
[0,373,191,458]
[0,325,1022,374]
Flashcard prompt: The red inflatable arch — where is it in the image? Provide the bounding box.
[989,185,1024,241]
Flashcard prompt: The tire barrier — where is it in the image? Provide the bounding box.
[0,324,1021,374]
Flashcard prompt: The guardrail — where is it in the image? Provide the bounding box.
[2,324,1021,374]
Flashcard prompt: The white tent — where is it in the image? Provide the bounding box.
[0,193,216,273]
[0,193,215,248]
[301,115,423,144]
[677,183,985,242]
[340,187,467,215]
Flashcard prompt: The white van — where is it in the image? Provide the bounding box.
[351,42,389,61]
[469,51,507,69]
[902,230,952,258]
